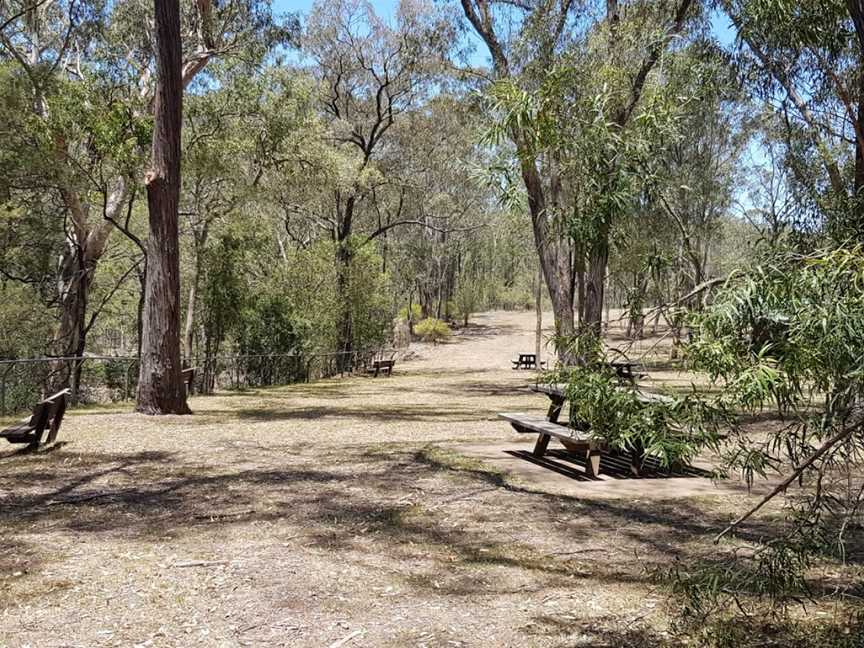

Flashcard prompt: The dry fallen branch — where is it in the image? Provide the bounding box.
[192,508,255,520]
[170,559,229,568]
[327,629,363,648]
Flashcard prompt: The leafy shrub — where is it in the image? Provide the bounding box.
[414,318,451,343]
[398,303,422,322]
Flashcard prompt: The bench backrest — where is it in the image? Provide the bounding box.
[45,390,69,445]
[26,400,53,434]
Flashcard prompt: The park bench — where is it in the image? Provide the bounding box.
[498,412,603,476]
[368,358,395,377]
[0,388,70,450]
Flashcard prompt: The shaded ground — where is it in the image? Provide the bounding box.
[0,311,841,647]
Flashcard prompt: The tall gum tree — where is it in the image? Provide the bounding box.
[459,0,697,352]
[303,0,452,366]
[0,0,292,391]
[721,0,864,239]
[136,0,187,414]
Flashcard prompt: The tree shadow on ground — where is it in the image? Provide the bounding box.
[504,449,715,482]
[1,442,860,612]
[188,404,498,424]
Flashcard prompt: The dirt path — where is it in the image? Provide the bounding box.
[0,311,751,647]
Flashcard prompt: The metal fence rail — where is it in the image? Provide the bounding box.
[0,348,396,416]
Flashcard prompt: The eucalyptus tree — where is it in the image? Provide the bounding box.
[300,0,454,363]
[647,45,752,292]
[135,0,188,414]
[460,0,699,354]
[372,93,490,319]
[721,0,864,240]
[180,68,318,360]
[0,0,292,397]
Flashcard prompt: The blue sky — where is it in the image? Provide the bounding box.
[274,1,739,58]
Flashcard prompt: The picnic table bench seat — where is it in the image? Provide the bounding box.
[499,412,603,476]
[0,388,70,450]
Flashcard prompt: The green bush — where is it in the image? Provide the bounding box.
[414,318,451,343]
[397,303,422,322]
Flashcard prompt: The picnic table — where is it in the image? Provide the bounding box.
[607,360,644,384]
[511,352,545,370]
[499,383,672,477]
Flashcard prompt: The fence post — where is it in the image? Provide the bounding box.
[124,361,131,401]
[0,362,11,416]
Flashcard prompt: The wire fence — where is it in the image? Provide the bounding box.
[0,348,396,416]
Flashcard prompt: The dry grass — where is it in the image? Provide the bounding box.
[0,311,855,647]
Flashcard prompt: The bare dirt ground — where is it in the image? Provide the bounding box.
[0,311,818,647]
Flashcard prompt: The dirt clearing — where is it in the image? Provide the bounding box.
[0,311,775,647]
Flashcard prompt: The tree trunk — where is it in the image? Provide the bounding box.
[335,242,353,371]
[136,0,190,415]
[583,231,609,338]
[520,158,575,361]
[52,241,91,400]
[848,0,864,236]
[535,262,543,371]
[183,223,208,361]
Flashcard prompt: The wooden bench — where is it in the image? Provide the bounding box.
[0,389,70,450]
[499,412,604,476]
[368,359,395,377]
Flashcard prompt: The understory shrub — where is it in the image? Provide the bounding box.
[414,318,451,343]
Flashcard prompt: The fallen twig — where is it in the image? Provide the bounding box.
[193,509,255,520]
[170,559,229,568]
[328,629,363,648]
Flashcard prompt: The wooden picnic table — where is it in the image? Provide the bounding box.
[607,360,643,384]
[498,383,673,477]
[512,352,544,370]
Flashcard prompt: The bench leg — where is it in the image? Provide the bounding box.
[586,447,602,477]
[630,442,645,476]
[546,397,565,424]
[532,433,551,458]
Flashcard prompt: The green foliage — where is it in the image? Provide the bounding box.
[238,293,300,357]
[398,303,422,322]
[663,245,864,639]
[550,363,723,468]
[451,279,483,325]
[199,235,248,357]
[414,318,451,343]
[0,282,53,359]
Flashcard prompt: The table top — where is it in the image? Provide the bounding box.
[532,382,673,404]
